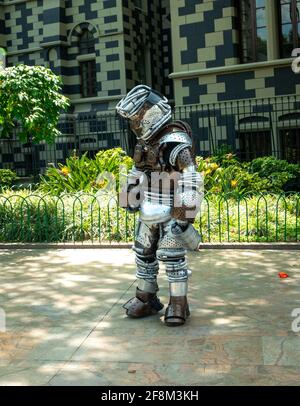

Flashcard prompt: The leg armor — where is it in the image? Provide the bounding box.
[156,220,190,326]
[123,220,164,318]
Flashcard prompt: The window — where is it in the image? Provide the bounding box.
[78,29,97,98]
[278,0,300,58]
[80,60,97,98]
[136,48,147,84]
[238,130,272,161]
[79,29,95,55]
[240,0,268,63]
[280,128,300,163]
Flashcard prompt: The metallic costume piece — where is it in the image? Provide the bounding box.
[116,85,171,142]
[164,296,190,327]
[116,85,203,326]
[156,220,186,260]
[171,221,201,251]
[169,143,192,167]
[169,282,188,297]
[119,167,143,212]
[164,258,189,283]
[176,147,195,169]
[159,131,192,146]
[174,165,203,221]
[137,279,158,294]
[140,199,172,224]
[135,255,159,282]
[123,288,164,318]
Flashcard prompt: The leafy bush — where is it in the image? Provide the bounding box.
[38,148,133,195]
[196,155,266,195]
[0,169,17,189]
[32,147,300,196]
[197,153,300,195]
[0,64,69,143]
[247,156,300,192]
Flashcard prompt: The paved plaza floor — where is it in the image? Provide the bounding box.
[0,248,300,386]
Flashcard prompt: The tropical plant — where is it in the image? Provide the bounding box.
[196,155,266,195]
[197,152,300,195]
[38,148,134,195]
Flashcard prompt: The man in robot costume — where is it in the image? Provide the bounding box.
[116,85,203,327]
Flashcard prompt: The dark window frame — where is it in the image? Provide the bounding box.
[238,130,272,161]
[80,60,97,98]
[278,0,300,58]
[78,29,96,55]
[238,0,268,63]
[78,28,97,98]
[280,128,300,163]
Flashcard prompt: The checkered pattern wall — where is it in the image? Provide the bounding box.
[0,6,5,48]
[122,0,167,97]
[0,0,173,114]
[171,0,300,106]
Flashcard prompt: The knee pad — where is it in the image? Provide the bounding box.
[156,220,186,261]
[134,220,159,258]
[156,247,186,262]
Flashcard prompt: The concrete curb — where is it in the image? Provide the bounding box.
[0,242,299,250]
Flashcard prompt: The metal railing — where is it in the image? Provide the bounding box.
[0,95,299,178]
[0,192,299,244]
[174,94,300,160]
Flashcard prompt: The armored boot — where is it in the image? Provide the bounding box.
[164,282,190,327]
[123,280,164,318]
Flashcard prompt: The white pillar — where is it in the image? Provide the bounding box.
[266,0,280,61]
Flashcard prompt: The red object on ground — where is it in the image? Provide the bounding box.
[278,272,289,279]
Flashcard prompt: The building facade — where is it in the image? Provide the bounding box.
[171,0,300,105]
[170,0,300,161]
[0,0,173,174]
[0,0,171,111]
[0,0,299,176]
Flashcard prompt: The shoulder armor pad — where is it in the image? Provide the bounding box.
[159,131,192,146]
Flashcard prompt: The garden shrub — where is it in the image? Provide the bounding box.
[0,169,17,189]
[247,156,300,192]
[38,147,300,196]
[38,148,133,195]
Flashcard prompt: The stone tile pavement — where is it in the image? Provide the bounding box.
[0,248,300,386]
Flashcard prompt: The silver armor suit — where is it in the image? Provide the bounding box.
[116,85,203,326]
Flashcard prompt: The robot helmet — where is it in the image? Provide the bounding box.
[116,85,172,142]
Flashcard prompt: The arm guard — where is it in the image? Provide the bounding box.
[119,167,143,213]
[172,148,203,222]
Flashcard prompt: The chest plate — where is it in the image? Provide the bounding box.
[133,142,163,171]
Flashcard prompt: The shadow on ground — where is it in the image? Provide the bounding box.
[0,248,300,386]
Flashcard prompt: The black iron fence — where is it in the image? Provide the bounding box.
[174,94,300,161]
[0,94,299,178]
[0,192,299,243]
